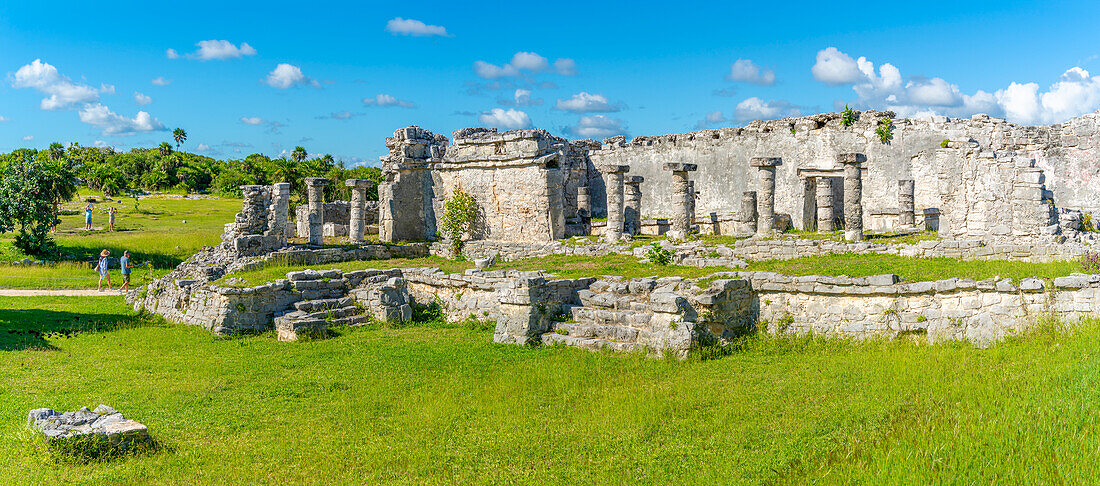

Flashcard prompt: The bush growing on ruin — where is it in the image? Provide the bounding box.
[439,186,480,257]
[940,139,950,148]
[841,105,856,127]
[1080,213,1096,232]
[645,242,673,266]
[875,118,894,144]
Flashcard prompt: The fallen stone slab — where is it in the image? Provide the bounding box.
[27,405,151,451]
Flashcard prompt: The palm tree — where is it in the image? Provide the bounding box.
[48,142,65,161]
[172,128,187,149]
[291,146,307,163]
[157,142,173,157]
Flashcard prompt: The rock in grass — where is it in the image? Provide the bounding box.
[27,405,151,451]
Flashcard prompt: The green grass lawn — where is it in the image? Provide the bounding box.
[222,252,1085,288]
[1,296,1099,483]
[0,191,241,269]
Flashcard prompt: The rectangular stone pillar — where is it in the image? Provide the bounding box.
[346,179,375,243]
[816,177,835,232]
[898,179,915,229]
[750,157,782,237]
[268,183,291,240]
[663,163,698,242]
[599,165,629,243]
[624,176,644,236]
[740,191,757,234]
[839,153,866,242]
[304,177,329,246]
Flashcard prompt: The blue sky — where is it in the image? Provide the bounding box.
[2,0,1100,165]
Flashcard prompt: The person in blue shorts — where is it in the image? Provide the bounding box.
[119,250,133,292]
[84,203,93,230]
[97,249,113,292]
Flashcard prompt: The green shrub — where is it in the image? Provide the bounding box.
[438,186,480,257]
[875,118,894,144]
[1080,213,1096,232]
[645,242,673,266]
[841,105,856,127]
[940,139,950,148]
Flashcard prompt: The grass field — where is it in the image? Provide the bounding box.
[221,252,1084,288]
[1,296,1099,483]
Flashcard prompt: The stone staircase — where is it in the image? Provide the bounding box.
[274,295,372,341]
[540,277,693,354]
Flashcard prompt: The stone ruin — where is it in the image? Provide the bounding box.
[131,109,1100,357]
[374,110,1099,256]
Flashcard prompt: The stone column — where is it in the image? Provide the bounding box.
[268,182,291,240]
[577,186,591,222]
[304,177,329,246]
[839,153,867,242]
[663,163,698,241]
[750,157,782,236]
[740,191,757,234]
[815,177,835,232]
[346,179,375,243]
[687,180,697,227]
[898,179,915,229]
[624,176,644,236]
[599,165,629,243]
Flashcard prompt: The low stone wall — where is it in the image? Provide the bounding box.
[727,237,1091,262]
[429,240,632,262]
[748,271,1100,346]
[259,243,429,267]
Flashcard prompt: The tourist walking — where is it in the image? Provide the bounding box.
[119,250,133,292]
[96,249,113,291]
[84,203,93,230]
[108,207,117,231]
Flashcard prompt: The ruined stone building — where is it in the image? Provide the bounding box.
[377,110,1100,246]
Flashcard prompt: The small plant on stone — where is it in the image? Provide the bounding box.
[1082,250,1100,273]
[875,118,894,144]
[645,242,673,266]
[438,185,480,258]
[841,105,856,127]
[1080,213,1096,232]
[790,127,796,135]
[777,312,794,333]
[940,139,950,148]
[917,314,928,323]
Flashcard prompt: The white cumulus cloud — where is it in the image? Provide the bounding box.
[180,40,257,61]
[474,52,576,79]
[811,47,863,85]
[78,103,164,136]
[196,143,211,152]
[478,108,531,129]
[555,92,622,113]
[727,59,776,86]
[362,94,415,108]
[151,77,171,86]
[22,135,34,141]
[240,116,264,125]
[0,115,8,123]
[134,92,152,105]
[734,97,802,122]
[264,63,317,89]
[385,17,450,37]
[695,110,729,129]
[11,59,100,110]
[166,48,179,59]
[812,46,1100,124]
[568,115,627,139]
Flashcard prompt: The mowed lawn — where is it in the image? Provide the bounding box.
[1,297,1100,484]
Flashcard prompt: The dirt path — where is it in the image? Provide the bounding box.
[0,289,131,297]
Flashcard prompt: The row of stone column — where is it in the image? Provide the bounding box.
[600,163,697,243]
[303,177,376,246]
[749,154,867,241]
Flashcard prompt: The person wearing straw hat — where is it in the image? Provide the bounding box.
[97,249,113,291]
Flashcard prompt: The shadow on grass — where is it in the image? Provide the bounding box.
[0,308,153,351]
[52,243,186,269]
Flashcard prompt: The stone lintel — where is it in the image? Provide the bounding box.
[626,176,645,185]
[345,178,375,188]
[749,157,782,167]
[304,177,330,187]
[598,164,631,174]
[663,162,698,172]
[272,182,291,193]
[837,153,868,164]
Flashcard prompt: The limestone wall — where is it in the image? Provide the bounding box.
[587,111,1100,232]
